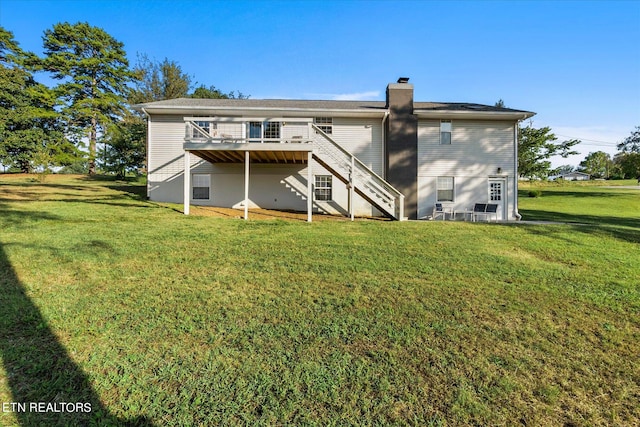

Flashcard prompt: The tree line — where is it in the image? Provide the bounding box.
[507,100,639,180]
[0,22,245,177]
[2,22,637,180]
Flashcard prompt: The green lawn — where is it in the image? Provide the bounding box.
[1,175,638,426]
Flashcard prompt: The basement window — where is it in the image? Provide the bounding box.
[436,177,454,202]
[440,120,452,145]
[314,117,333,134]
[192,174,210,200]
[315,175,332,201]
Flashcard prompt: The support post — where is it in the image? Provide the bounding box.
[244,150,249,220]
[183,151,190,215]
[307,151,313,222]
[349,155,355,221]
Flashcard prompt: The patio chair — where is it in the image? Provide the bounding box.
[288,135,303,143]
[220,133,234,143]
[472,203,487,222]
[432,203,447,220]
[485,204,498,222]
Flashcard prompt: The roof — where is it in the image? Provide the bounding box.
[134,98,535,120]
[561,171,590,176]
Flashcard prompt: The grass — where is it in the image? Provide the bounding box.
[0,174,638,426]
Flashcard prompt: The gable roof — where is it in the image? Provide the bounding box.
[134,98,535,120]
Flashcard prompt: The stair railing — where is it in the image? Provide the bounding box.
[311,124,404,220]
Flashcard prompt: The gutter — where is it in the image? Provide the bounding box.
[513,114,529,220]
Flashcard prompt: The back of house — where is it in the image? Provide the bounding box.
[135,78,534,221]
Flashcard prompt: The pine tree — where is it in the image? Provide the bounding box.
[0,27,69,173]
[42,22,135,174]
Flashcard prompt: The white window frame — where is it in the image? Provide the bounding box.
[263,121,281,140]
[192,120,216,139]
[192,173,211,200]
[314,117,333,134]
[248,121,281,142]
[314,175,332,201]
[440,120,452,145]
[436,176,455,202]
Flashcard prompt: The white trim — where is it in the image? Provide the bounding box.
[191,173,211,201]
[185,116,314,123]
[183,151,190,215]
[307,152,313,222]
[416,110,535,120]
[436,176,455,202]
[488,177,507,221]
[244,151,249,220]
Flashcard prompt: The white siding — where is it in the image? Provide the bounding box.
[417,120,517,220]
[147,114,384,217]
[148,115,197,203]
[312,118,383,216]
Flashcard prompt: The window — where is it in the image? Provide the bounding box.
[490,181,503,202]
[440,120,452,145]
[314,117,333,134]
[248,121,281,141]
[315,175,332,201]
[248,122,262,142]
[264,122,281,140]
[192,174,210,200]
[436,177,454,202]
[192,120,215,138]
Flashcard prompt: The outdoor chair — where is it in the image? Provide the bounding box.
[485,204,498,222]
[220,133,234,143]
[472,203,487,222]
[287,135,303,143]
[432,203,447,220]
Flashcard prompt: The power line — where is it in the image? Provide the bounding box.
[555,134,619,146]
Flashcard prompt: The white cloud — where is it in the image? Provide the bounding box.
[330,91,381,101]
[304,91,381,101]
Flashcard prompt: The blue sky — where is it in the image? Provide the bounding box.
[1,0,639,167]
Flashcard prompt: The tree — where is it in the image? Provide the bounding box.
[613,152,640,179]
[100,114,146,178]
[518,124,580,179]
[190,84,248,99]
[494,99,505,108]
[42,22,135,175]
[0,26,71,172]
[129,55,191,104]
[617,126,640,153]
[555,164,575,176]
[579,151,612,179]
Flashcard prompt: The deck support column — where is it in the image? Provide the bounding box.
[307,151,313,222]
[244,150,250,220]
[183,150,190,215]
[349,155,355,221]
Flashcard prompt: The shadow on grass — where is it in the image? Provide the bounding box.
[0,243,153,426]
[518,208,640,244]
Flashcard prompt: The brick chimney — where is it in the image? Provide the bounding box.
[385,77,418,219]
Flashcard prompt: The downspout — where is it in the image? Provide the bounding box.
[513,117,524,220]
[141,108,151,199]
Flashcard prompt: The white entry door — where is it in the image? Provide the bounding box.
[488,178,506,220]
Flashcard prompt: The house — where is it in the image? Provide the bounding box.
[134,78,534,221]
[559,171,590,181]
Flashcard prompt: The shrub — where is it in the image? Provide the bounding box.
[528,189,542,198]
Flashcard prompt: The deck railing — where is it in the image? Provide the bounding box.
[184,120,312,144]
